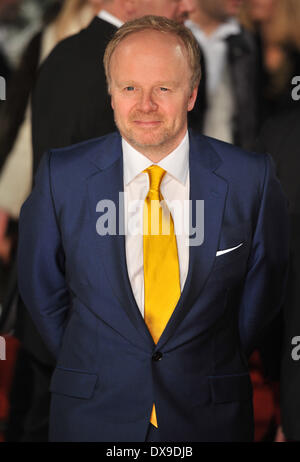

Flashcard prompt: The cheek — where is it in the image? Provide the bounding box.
[163,105,186,126]
[112,98,133,117]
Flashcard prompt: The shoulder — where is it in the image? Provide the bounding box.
[207,135,264,160]
[37,17,116,74]
[34,132,119,182]
[31,132,120,213]
[194,132,266,166]
[192,132,270,188]
[48,132,120,171]
[44,132,119,182]
[38,132,120,204]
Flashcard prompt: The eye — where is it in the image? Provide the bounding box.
[125,86,135,91]
[160,87,169,92]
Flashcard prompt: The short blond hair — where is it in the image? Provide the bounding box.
[103,15,202,93]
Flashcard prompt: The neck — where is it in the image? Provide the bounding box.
[190,9,224,36]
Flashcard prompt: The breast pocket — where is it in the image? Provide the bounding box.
[213,242,249,271]
[213,222,251,271]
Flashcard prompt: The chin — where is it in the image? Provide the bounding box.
[126,128,169,148]
[130,136,166,150]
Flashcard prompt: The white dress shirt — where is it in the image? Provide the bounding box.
[98,10,123,28]
[185,19,240,144]
[185,18,240,94]
[123,132,190,317]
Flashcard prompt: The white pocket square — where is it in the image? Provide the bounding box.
[216,243,243,257]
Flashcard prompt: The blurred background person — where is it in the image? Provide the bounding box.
[0,0,52,69]
[0,0,102,288]
[242,3,300,440]
[186,0,259,150]
[186,0,292,442]
[240,0,300,124]
[0,0,22,78]
[0,0,23,102]
[0,48,10,86]
[257,107,300,442]
[0,0,103,442]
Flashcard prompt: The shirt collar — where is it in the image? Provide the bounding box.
[213,18,240,40]
[98,10,123,28]
[123,131,189,186]
[185,18,240,42]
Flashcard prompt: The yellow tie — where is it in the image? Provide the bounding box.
[143,165,181,428]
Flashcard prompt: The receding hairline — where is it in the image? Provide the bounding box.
[110,29,191,66]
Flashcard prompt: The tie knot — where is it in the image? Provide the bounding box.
[144,165,166,194]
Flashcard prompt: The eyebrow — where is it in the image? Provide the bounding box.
[116,80,180,88]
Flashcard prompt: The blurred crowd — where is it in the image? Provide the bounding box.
[0,0,299,442]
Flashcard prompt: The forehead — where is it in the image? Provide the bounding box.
[111,30,188,70]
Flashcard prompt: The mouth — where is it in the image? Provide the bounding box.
[133,121,162,128]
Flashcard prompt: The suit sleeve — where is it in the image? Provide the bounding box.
[18,152,70,358]
[238,153,289,357]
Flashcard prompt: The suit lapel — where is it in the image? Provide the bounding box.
[156,133,228,350]
[87,134,154,349]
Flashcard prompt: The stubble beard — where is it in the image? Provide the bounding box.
[114,114,185,158]
[115,118,172,154]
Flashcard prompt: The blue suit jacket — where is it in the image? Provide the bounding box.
[18,131,289,442]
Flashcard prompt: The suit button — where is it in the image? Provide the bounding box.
[152,351,163,361]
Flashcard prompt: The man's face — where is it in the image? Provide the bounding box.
[138,0,196,24]
[109,31,197,157]
[197,0,243,21]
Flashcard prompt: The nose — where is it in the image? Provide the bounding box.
[138,90,158,112]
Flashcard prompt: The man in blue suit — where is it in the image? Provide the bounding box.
[18,16,289,442]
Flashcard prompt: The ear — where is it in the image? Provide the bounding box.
[187,85,198,112]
